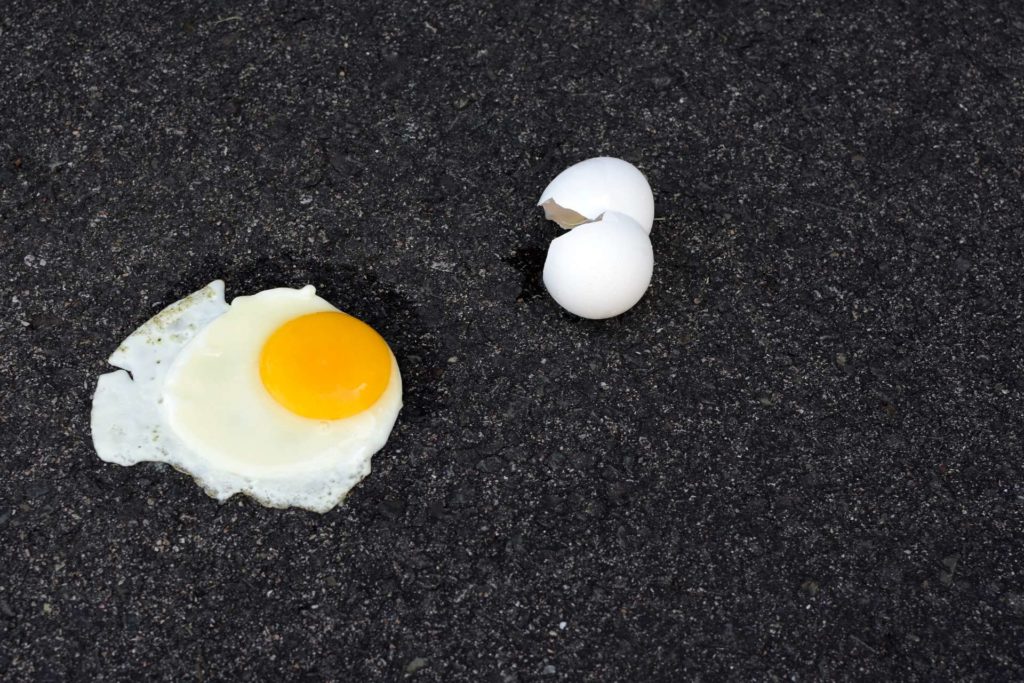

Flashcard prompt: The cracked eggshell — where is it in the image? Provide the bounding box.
[537,157,655,234]
[542,211,654,319]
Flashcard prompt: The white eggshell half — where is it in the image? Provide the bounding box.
[537,157,655,234]
[542,212,654,319]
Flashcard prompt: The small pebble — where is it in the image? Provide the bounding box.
[404,657,428,675]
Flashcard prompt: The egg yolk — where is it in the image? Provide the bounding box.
[259,311,391,420]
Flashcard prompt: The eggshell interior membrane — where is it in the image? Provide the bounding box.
[90,280,403,513]
[542,212,654,319]
[537,156,655,234]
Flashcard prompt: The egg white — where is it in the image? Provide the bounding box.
[90,280,403,512]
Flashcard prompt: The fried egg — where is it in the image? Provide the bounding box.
[90,281,403,512]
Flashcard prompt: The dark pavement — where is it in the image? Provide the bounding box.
[1,1,1023,680]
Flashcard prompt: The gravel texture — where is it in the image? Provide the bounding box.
[2,1,1024,680]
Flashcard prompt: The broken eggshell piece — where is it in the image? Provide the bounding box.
[542,211,654,320]
[537,156,655,234]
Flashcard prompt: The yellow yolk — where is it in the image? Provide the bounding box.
[259,311,391,420]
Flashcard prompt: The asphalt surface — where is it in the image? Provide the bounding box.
[2,1,1024,680]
